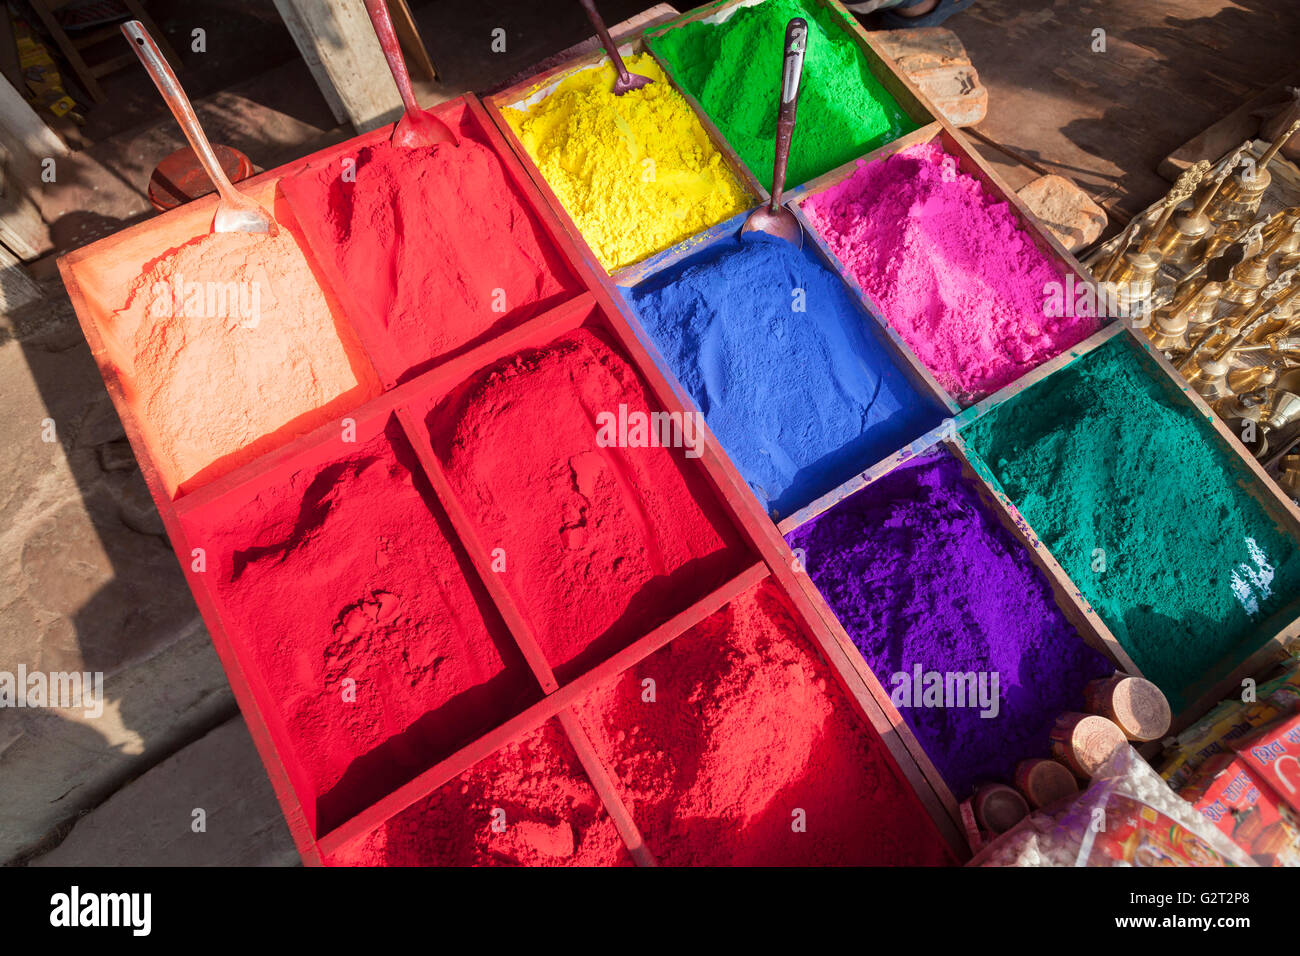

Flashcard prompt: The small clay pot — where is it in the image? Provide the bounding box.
[972,783,1030,834]
[1015,758,1080,808]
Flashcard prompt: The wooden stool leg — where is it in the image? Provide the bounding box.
[27,0,104,101]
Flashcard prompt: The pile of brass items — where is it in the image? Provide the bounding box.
[1094,160,1211,310]
[1090,120,1300,462]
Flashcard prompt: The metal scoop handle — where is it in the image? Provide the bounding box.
[579,0,634,84]
[363,0,421,117]
[121,21,272,233]
[770,18,807,211]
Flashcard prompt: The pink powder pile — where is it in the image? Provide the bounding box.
[803,142,1098,403]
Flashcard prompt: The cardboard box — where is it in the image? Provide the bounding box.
[1180,753,1300,867]
[1233,709,1300,816]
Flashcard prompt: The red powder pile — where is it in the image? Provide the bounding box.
[281,101,580,383]
[575,578,953,865]
[327,719,631,866]
[183,420,539,832]
[427,327,745,683]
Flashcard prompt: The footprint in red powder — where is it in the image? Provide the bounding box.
[332,590,404,640]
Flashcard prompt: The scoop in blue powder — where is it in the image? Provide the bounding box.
[624,233,943,518]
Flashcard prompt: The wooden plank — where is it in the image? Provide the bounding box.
[950,434,1143,677]
[393,402,562,695]
[386,0,436,82]
[556,709,658,866]
[0,143,48,260]
[784,120,939,204]
[271,0,402,133]
[0,75,69,163]
[777,422,951,535]
[0,240,41,308]
[639,38,770,205]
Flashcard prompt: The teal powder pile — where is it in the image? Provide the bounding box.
[647,0,915,191]
[963,336,1300,710]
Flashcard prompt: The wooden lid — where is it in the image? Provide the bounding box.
[1016,758,1079,808]
[1109,677,1172,741]
[1053,712,1127,777]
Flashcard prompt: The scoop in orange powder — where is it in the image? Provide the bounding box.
[111,221,378,496]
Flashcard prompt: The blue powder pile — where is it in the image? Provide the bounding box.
[624,234,943,517]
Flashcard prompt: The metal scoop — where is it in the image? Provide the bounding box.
[362,0,457,148]
[742,18,806,247]
[579,0,652,95]
[122,21,275,235]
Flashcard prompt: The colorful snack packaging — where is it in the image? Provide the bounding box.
[1179,752,1300,867]
[1233,709,1300,815]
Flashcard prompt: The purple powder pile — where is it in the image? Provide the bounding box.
[784,450,1113,797]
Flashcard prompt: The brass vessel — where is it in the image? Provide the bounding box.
[1156,149,1246,267]
[1094,163,1209,281]
[1206,119,1300,225]
[1220,255,1270,308]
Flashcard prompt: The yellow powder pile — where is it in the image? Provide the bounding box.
[112,228,375,496]
[505,54,753,272]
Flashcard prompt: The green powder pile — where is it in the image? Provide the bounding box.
[962,335,1300,711]
[647,0,915,191]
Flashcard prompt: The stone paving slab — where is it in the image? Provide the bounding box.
[30,717,296,867]
[0,282,236,862]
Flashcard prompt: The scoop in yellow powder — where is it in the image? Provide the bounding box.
[505,54,753,273]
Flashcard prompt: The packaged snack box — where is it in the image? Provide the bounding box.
[1233,709,1300,816]
[1179,752,1300,866]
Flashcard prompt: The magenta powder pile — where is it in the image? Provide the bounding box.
[784,450,1113,797]
[803,142,1099,404]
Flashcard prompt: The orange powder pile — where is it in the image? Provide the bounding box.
[112,227,376,495]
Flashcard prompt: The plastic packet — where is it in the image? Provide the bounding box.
[971,745,1255,867]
